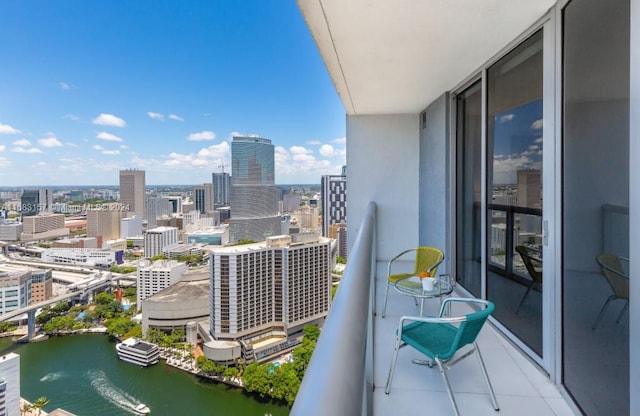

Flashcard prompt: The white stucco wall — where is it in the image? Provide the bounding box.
[346,114,420,261]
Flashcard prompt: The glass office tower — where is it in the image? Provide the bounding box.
[228,136,281,243]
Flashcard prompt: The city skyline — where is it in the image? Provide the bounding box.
[0,2,346,187]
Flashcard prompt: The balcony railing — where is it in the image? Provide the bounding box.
[291,202,376,416]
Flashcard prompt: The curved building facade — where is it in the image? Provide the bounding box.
[228,136,280,243]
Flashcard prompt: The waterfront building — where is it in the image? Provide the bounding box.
[30,268,53,303]
[119,169,146,218]
[212,172,231,208]
[143,226,179,258]
[120,216,142,239]
[41,248,123,267]
[208,234,333,362]
[20,214,68,241]
[87,209,124,242]
[228,136,281,243]
[321,173,347,242]
[136,259,188,308]
[0,353,20,416]
[193,183,214,215]
[0,269,31,315]
[141,267,209,335]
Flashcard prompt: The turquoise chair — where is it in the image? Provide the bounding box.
[385,298,499,416]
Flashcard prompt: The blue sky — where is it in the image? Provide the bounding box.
[0,1,346,186]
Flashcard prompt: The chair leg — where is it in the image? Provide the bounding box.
[436,358,460,416]
[616,300,629,324]
[385,337,402,394]
[592,295,615,330]
[474,342,499,411]
[382,282,390,318]
[515,280,535,315]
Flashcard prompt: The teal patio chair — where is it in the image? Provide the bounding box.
[385,298,499,416]
[382,246,444,318]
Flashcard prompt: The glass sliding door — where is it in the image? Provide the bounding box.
[563,0,629,413]
[456,81,482,298]
[486,30,544,356]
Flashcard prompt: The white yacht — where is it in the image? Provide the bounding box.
[133,403,151,414]
[115,338,160,367]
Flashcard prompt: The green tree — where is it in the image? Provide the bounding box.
[336,256,346,264]
[43,316,75,333]
[51,301,71,314]
[94,292,115,305]
[150,254,168,261]
[126,240,134,248]
[33,396,50,416]
[105,317,137,338]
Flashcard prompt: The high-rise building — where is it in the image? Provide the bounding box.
[144,226,179,258]
[209,234,332,343]
[193,183,214,215]
[0,269,31,314]
[164,196,183,214]
[321,172,347,239]
[87,209,125,241]
[136,259,188,308]
[228,136,281,243]
[212,172,231,207]
[120,216,143,238]
[119,169,145,218]
[145,197,172,229]
[0,352,20,416]
[20,188,52,216]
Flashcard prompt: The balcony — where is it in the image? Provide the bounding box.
[292,202,576,415]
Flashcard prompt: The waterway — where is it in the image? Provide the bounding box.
[0,335,289,416]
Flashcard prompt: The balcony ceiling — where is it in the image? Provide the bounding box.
[297,0,555,115]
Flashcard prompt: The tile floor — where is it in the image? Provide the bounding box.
[372,265,578,416]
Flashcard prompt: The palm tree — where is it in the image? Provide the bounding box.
[32,397,50,416]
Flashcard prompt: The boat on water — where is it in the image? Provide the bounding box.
[115,337,160,367]
[133,403,151,414]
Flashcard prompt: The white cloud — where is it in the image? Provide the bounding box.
[332,137,346,144]
[147,112,164,121]
[319,144,335,157]
[102,150,120,155]
[66,142,78,148]
[38,136,63,147]
[96,132,123,142]
[0,157,11,168]
[59,81,71,90]
[530,119,543,130]
[0,145,5,152]
[12,147,42,154]
[197,141,230,159]
[63,114,80,121]
[0,123,21,134]
[13,139,31,147]
[187,131,216,141]
[290,146,311,155]
[120,144,129,149]
[92,113,127,127]
[93,145,104,151]
[169,114,184,121]
[306,140,322,146]
[499,114,515,123]
[534,137,543,144]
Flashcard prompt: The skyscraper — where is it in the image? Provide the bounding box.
[20,188,52,216]
[321,171,347,238]
[228,136,281,243]
[193,183,214,214]
[119,169,145,218]
[212,172,231,207]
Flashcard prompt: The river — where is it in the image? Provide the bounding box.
[0,335,289,416]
